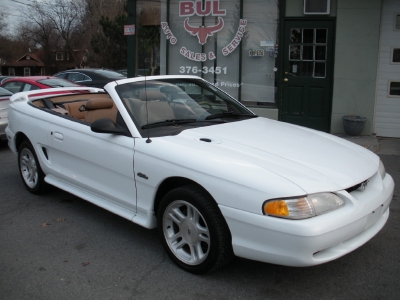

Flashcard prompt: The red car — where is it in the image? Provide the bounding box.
[0,76,81,94]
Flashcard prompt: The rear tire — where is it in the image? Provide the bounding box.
[18,141,47,194]
[157,184,234,274]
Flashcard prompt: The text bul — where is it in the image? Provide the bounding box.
[179,0,226,17]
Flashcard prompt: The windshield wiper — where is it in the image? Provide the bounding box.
[205,111,258,120]
[141,119,197,129]
[141,118,227,129]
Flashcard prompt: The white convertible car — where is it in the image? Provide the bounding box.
[5,75,394,274]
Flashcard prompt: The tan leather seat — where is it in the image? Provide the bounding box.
[63,101,87,120]
[84,98,117,123]
[123,97,143,123]
[137,90,175,124]
[139,101,175,124]
[139,90,164,101]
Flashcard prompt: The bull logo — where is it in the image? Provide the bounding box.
[184,17,224,45]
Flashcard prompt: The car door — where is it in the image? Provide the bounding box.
[48,117,137,214]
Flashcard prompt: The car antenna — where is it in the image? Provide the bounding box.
[145,75,152,143]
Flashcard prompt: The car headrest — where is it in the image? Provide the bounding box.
[139,90,164,101]
[85,98,114,110]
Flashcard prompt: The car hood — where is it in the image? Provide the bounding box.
[175,117,378,194]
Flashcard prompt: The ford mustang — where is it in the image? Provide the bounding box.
[5,75,394,274]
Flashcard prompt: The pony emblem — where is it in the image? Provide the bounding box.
[184,17,224,45]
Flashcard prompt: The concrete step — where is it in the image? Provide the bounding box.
[336,134,400,155]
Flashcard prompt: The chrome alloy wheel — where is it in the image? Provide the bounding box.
[163,200,210,265]
[20,147,39,189]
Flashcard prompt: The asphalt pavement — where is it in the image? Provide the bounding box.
[0,137,399,300]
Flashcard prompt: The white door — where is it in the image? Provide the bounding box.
[374,0,400,138]
[48,119,137,213]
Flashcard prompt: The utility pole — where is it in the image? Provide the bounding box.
[127,0,136,78]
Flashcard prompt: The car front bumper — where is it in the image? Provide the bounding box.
[219,172,394,267]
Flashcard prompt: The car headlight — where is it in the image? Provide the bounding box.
[263,193,344,219]
[378,160,386,179]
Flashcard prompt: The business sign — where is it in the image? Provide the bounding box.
[249,49,265,57]
[161,0,247,62]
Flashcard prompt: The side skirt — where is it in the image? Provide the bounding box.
[45,174,157,229]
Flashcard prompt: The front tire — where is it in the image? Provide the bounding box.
[157,185,233,274]
[18,141,47,194]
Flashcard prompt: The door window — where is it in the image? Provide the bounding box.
[22,84,40,91]
[389,81,400,96]
[289,28,327,77]
[2,81,23,93]
[392,48,400,63]
[67,72,91,82]
[55,73,67,79]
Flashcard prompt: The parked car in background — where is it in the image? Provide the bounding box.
[116,69,149,76]
[0,76,18,85]
[54,68,126,88]
[5,75,394,274]
[0,86,13,100]
[116,69,127,76]
[0,87,13,141]
[0,76,81,94]
[0,77,84,141]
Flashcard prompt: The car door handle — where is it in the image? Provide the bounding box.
[53,131,64,141]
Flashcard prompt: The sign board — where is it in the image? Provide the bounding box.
[260,41,274,47]
[124,25,135,36]
[249,49,265,57]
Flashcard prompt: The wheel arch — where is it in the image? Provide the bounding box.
[15,132,30,152]
[154,177,216,218]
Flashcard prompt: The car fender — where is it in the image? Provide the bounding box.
[133,136,306,216]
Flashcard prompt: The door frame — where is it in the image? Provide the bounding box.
[277,17,336,132]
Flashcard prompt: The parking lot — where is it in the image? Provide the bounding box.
[0,140,399,300]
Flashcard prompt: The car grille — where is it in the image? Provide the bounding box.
[345,179,369,194]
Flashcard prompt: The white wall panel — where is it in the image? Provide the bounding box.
[374,0,400,137]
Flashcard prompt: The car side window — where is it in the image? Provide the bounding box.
[22,84,40,91]
[2,81,23,93]
[55,73,67,79]
[68,73,91,82]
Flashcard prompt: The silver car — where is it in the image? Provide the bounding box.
[0,87,13,141]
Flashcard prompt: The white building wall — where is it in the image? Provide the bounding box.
[374,0,400,138]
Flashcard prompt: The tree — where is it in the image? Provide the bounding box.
[84,0,126,30]
[0,12,6,35]
[18,0,88,72]
[90,13,128,69]
[138,25,160,75]
[0,35,34,60]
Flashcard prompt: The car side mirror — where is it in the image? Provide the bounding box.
[90,118,130,136]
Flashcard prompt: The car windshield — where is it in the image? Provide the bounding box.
[115,78,256,135]
[37,78,81,87]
